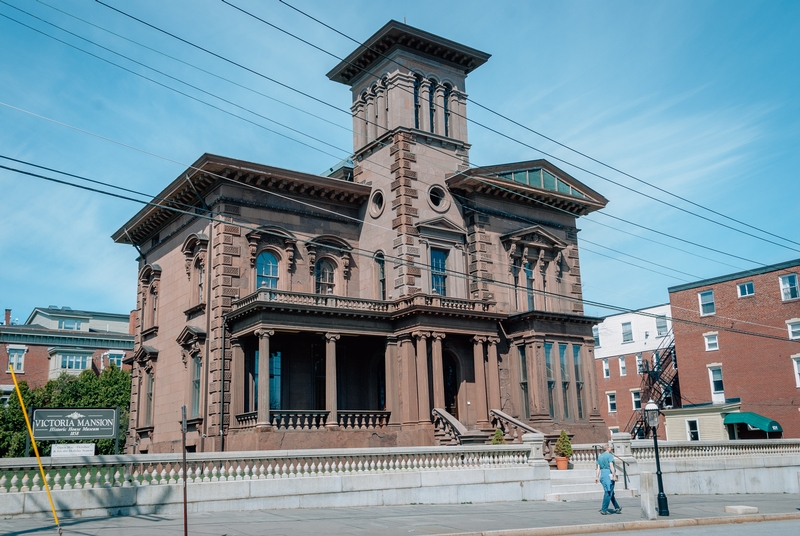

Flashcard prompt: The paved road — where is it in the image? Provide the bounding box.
[2,494,799,535]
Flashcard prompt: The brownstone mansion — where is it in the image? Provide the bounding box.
[113,21,609,453]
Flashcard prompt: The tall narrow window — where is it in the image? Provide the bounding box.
[699,290,716,315]
[780,274,799,301]
[256,251,279,289]
[607,392,617,413]
[518,345,530,420]
[686,419,699,441]
[270,351,282,410]
[621,322,633,343]
[428,80,436,133]
[376,253,386,300]
[544,342,555,419]
[592,326,601,347]
[631,390,642,410]
[619,356,627,376]
[655,315,668,337]
[443,85,451,137]
[196,261,205,304]
[559,343,570,420]
[191,356,202,418]
[709,366,724,404]
[636,353,644,373]
[7,347,25,373]
[315,259,336,294]
[573,345,584,420]
[431,248,448,296]
[413,76,421,129]
[602,358,610,378]
[525,261,535,310]
[246,349,259,413]
[144,370,154,427]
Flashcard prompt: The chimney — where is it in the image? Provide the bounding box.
[4,309,10,326]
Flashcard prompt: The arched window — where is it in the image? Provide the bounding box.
[315,259,336,294]
[256,251,279,289]
[429,80,436,133]
[443,84,451,137]
[413,75,422,129]
[194,256,205,305]
[375,252,386,300]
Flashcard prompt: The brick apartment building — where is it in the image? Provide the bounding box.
[1,307,134,403]
[112,20,611,454]
[664,258,800,440]
[593,304,674,438]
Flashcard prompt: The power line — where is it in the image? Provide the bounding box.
[2,160,797,348]
[269,0,800,253]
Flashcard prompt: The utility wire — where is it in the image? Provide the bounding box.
[274,0,800,251]
[3,160,797,348]
[84,0,783,268]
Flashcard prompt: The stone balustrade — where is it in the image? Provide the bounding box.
[337,411,390,429]
[270,411,329,430]
[235,411,257,428]
[631,438,800,459]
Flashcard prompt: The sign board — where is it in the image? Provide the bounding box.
[51,443,96,457]
[32,408,118,440]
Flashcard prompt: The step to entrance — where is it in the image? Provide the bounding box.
[546,468,637,502]
[545,488,637,502]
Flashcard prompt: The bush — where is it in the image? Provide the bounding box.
[553,429,573,458]
[491,429,506,444]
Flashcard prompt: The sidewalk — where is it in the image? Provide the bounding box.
[2,494,799,535]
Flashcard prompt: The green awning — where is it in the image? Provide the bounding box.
[723,412,783,433]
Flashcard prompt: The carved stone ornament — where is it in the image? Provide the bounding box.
[181,234,209,278]
[306,244,317,274]
[175,326,207,368]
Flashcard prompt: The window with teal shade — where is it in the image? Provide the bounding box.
[542,170,556,190]
[513,171,527,184]
[528,168,542,187]
[557,179,571,193]
[270,351,282,410]
[431,248,448,296]
[256,251,279,289]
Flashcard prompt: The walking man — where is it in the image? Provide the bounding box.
[595,442,621,515]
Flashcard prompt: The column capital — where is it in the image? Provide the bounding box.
[254,329,274,339]
[432,332,447,341]
[412,330,431,341]
[472,335,487,345]
[230,337,242,349]
[325,332,340,342]
[487,336,501,346]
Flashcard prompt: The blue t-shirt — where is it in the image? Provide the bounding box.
[596,451,615,471]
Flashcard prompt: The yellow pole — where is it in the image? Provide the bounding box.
[9,365,61,534]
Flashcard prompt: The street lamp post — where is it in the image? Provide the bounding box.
[644,399,669,516]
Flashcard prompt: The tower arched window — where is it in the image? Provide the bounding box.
[315,259,336,294]
[443,84,451,137]
[413,76,422,129]
[429,80,436,133]
[375,252,386,300]
[256,251,279,289]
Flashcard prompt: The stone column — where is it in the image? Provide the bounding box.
[365,92,376,142]
[325,332,340,428]
[255,329,273,428]
[230,337,245,422]
[585,344,603,418]
[376,85,387,136]
[431,332,446,410]
[434,84,446,137]
[385,336,400,424]
[414,331,431,423]
[419,79,431,132]
[399,335,419,425]
[486,336,502,412]
[472,336,489,427]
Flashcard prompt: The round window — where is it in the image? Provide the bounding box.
[369,190,385,218]
[427,185,450,212]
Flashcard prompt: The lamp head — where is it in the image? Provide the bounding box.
[644,399,660,428]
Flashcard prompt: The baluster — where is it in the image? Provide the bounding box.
[243,461,251,481]
[75,467,87,489]
[257,461,266,479]
[0,473,7,493]
[266,460,274,479]
[52,469,62,490]
[233,461,242,481]
[10,473,19,493]
[159,466,168,485]
[280,461,289,478]
[302,460,310,477]
[31,472,41,492]
[336,460,344,473]
[104,466,113,487]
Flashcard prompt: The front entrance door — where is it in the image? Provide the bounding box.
[443,353,459,419]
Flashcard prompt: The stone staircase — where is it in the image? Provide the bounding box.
[545,468,638,502]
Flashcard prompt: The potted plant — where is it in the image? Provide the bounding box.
[491,429,506,445]
[553,430,573,470]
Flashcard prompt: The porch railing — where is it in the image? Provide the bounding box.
[489,409,541,443]
[631,438,800,459]
[271,410,329,430]
[235,411,257,428]
[337,411,390,429]
[232,290,496,315]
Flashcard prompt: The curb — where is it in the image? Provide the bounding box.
[446,511,800,536]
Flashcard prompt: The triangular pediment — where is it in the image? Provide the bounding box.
[175,325,206,346]
[501,225,567,250]
[416,216,467,235]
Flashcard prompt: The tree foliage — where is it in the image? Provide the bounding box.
[0,366,131,458]
[553,429,573,458]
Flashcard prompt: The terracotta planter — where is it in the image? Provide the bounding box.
[555,456,569,470]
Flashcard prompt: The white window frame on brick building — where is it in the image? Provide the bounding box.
[787,319,800,340]
[698,290,716,315]
[606,392,616,413]
[6,344,26,373]
[636,353,644,373]
[707,364,725,404]
[791,354,800,388]
[631,389,642,410]
[102,351,125,370]
[656,315,669,337]
[737,281,754,298]
[602,358,610,378]
[619,355,626,376]
[686,419,700,441]
[780,273,799,301]
[703,332,719,351]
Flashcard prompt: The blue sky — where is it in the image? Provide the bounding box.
[1,0,798,322]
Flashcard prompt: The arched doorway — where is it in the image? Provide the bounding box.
[443,353,459,419]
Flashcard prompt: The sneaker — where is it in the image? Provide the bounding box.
[600,510,611,515]
[614,508,622,514]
